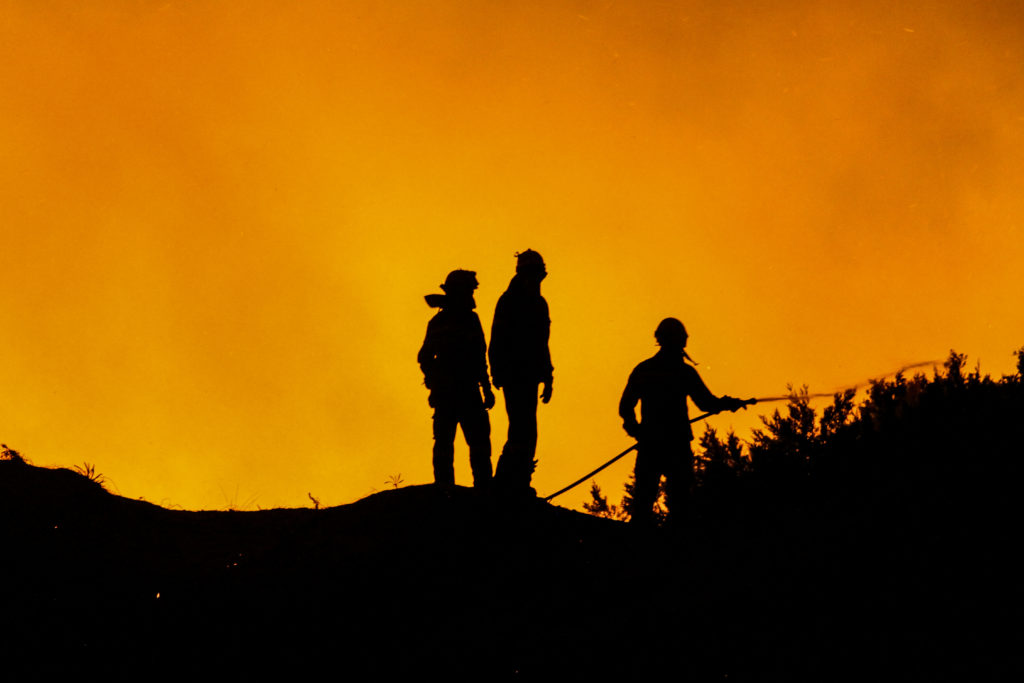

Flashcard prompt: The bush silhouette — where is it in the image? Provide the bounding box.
[592,347,1024,528]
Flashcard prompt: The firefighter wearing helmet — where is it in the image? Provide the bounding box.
[418,269,495,488]
[619,318,747,525]
[489,249,554,495]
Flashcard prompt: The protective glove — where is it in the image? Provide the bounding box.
[482,385,496,410]
[623,420,642,440]
[541,379,553,404]
[720,395,749,413]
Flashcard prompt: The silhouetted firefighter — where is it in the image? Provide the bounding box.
[490,249,553,495]
[619,318,746,525]
[418,270,495,488]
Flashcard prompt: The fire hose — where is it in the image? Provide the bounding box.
[543,398,758,501]
[542,360,941,502]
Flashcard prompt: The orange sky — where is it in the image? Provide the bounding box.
[2,1,1022,511]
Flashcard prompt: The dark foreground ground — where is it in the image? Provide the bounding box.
[1,457,1020,680]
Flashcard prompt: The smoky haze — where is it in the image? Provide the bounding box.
[1,1,1022,509]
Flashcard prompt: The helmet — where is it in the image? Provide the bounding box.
[440,269,478,293]
[515,249,546,275]
[654,318,688,347]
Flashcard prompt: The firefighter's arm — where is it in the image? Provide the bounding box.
[472,314,495,410]
[688,366,748,414]
[619,372,641,439]
[488,296,509,389]
[540,298,554,402]
[417,322,437,389]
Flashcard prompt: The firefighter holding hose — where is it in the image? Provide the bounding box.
[619,318,748,526]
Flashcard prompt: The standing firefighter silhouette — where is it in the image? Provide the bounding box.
[489,249,553,495]
[619,318,746,525]
[418,270,495,488]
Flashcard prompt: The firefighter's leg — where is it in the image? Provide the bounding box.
[495,381,539,489]
[432,405,457,486]
[662,444,694,526]
[461,405,493,488]
[630,446,662,525]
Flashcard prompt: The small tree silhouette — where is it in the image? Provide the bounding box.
[1,444,27,464]
[582,481,628,521]
[697,427,748,489]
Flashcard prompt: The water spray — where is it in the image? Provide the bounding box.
[543,360,941,502]
[753,360,940,403]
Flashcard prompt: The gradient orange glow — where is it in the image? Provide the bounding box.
[2,1,1022,510]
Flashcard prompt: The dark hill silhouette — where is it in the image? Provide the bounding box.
[3,350,1022,679]
[2,458,642,678]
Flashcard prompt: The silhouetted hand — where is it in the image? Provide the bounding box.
[623,420,641,440]
[541,380,553,404]
[483,385,496,410]
[720,395,748,413]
